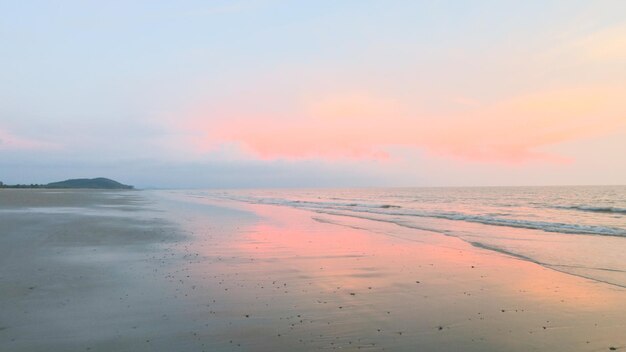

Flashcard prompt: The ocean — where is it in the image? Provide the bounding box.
[179,186,626,287]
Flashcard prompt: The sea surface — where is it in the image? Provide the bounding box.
[178,186,626,287]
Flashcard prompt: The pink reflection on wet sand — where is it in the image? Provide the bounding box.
[234,203,625,310]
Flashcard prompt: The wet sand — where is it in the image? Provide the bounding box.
[1,189,625,351]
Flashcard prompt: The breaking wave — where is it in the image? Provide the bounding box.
[553,205,626,214]
[219,195,626,237]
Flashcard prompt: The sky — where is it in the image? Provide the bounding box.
[1,0,625,188]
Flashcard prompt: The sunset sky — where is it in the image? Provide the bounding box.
[1,1,625,187]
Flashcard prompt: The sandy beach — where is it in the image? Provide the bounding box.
[1,189,625,351]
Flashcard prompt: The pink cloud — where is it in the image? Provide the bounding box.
[175,86,626,164]
[0,129,59,151]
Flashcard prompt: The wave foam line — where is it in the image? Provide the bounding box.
[553,205,626,214]
[205,194,626,237]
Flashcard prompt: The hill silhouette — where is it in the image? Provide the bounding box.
[45,178,133,189]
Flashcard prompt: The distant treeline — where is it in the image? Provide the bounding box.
[0,183,47,189]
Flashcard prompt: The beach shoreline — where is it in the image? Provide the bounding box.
[1,189,624,351]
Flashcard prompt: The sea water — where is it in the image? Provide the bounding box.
[182,186,626,287]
